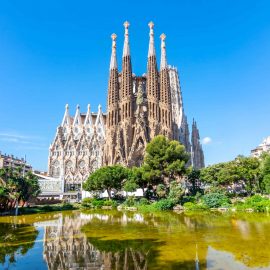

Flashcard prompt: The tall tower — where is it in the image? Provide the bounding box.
[191,119,205,169]
[159,33,172,139]
[119,21,134,161]
[103,34,120,165]
[146,22,160,139]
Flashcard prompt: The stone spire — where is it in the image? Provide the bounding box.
[61,104,71,127]
[84,104,92,126]
[73,104,82,126]
[159,33,172,138]
[107,33,120,128]
[123,21,130,57]
[148,21,156,57]
[160,33,167,70]
[147,21,160,138]
[191,119,205,169]
[120,21,133,117]
[110,33,117,70]
[147,21,159,99]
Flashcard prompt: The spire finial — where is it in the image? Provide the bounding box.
[76,104,80,110]
[148,21,155,57]
[123,21,130,57]
[160,33,166,41]
[87,104,90,111]
[124,21,130,29]
[62,104,70,126]
[148,21,154,29]
[160,33,167,70]
[110,33,118,70]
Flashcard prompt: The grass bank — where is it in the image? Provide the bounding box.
[1,202,80,216]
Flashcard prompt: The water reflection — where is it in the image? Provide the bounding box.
[1,211,270,269]
[0,221,38,265]
[42,212,161,269]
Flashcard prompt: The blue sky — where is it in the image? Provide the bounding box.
[0,0,270,171]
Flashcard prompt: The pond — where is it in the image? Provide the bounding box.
[0,210,270,269]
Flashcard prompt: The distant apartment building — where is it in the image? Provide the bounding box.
[0,152,32,174]
[251,136,270,158]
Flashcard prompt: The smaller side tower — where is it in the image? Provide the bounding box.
[191,119,205,169]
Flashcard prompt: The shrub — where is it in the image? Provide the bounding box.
[245,195,265,205]
[167,181,183,203]
[81,197,93,208]
[123,196,136,207]
[153,199,176,211]
[235,195,270,212]
[183,202,209,211]
[61,202,74,210]
[181,196,196,205]
[42,205,53,211]
[156,184,167,198]
[202,193,230,208]
[138,198,149,206]
[91,199,105,209]
[103,200,117,208]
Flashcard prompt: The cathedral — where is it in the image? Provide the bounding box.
[48,22,204,193]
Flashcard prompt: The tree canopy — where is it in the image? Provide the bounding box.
[0,168,40,213]
[83,165,128,199]
[142,135,189,185]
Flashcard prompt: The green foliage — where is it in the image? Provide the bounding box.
[81,197,93,208]
[143,135,189,185]
[202,193,231,208]
[187,169,202,195]
[200,156,261,194]
[60,202,74,210]
[91,199,105,209]
[123,179,138,193]
[234,195,270,212]
[0,168,40,213]
[83,165,128,199]
[183,202,209,211]
[103,200,117,207]
[181,195,196,205]
[138,198,149,206]
[123,196,136,207]
[127,167,148,192]
[167,181,184,203]
[261,154,270,194]
[156,184,166,198]
[153,199,176,211]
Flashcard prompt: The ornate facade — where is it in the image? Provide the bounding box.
[103,21,204,168]
[48,104,105,192]
[48,22,204,193]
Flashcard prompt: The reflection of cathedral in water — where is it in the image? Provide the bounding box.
[42,213,152,270]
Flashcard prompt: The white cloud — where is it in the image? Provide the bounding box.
[0,131,47,149]
[202,137,212,145]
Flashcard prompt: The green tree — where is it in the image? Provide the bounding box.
[143,135,189,186]
[200,156,261,194]
[0,168,40,213]
[187,169,201,195]
[127,167,148,193]
[123,179,138,194]
[83,165,128,200]
[261,154,270,194]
